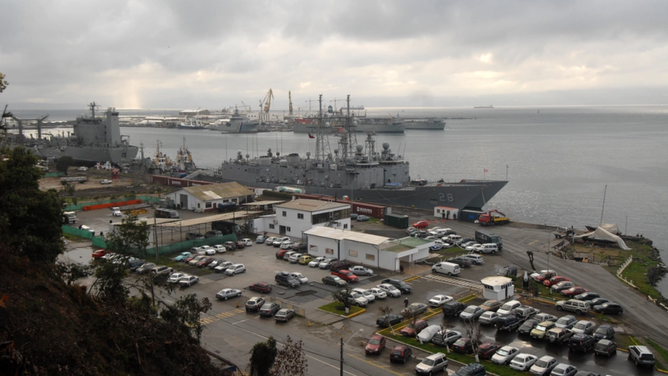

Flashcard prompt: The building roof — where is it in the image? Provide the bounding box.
[481,276,513,286]
[277,199,350,212]
[179,182,253,202]
[158,210,263,228]
[241,200,286,206]
[304,226,389,246]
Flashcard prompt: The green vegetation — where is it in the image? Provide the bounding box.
[317,301,364,316]
[615,334,635,350]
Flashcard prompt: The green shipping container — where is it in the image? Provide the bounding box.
[384,213,409,229]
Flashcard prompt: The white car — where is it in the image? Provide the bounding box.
[348,291,368,307]
[509,353,538,371]
[225,263,246,276]
[288,253,301,263]
[367,287,387,299]
[459,305,484,321]
[289,272,308,284]
[111,207,122,216]
[377,283,401,297]
[213,245,227,253]
[349,265,373,276]
[179,275,199,287]
[214,261,234,273]
[309,256,326,267]
[491,345,519,365]
[77,166,88,171]
[352,288,375,302]
[216,288,242,300]
[479,311,499,325]
[255,235,266,244]
[264,236,277,245]
[100,179,112,185]
[241,238,253,247]
[428,294,453,308]
[280,241,294,250]
[168,272,188,284]
[529,355,558,376]
[466,243,484,253]
[273,237,290,247]
[202,246,216,255]
[319,258,334,269]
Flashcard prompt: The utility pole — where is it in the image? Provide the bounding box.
[600,184,607,225]
[339,338,343,376]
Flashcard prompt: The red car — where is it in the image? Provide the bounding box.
[183,255,197,263]
[399,319,427,337]
[92,249,108,259]
[543,276,570,287]
[389,345,412,363]
[235,241,246,249]
[561,286,589,297]
[478,342,501,360]
[365,334,386,355]
[196,257,216,268]
[533,272,557,283]
[275,249,288,259]
[331,269,359,283]
[413,220,429,229]
[249,282,272,294]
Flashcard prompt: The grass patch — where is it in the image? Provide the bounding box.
[646,338,668,371]
[615,334,635,350]
[318,301,364,316]
[621,262,663,301]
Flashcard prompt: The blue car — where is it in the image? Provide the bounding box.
[174,251,192,262]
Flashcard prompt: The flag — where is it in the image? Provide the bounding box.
[484,168,489,173]
[308,133,315,139]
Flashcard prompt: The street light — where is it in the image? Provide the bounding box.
[340,329,364,376]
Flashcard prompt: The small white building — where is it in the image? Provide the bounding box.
[434,206,458,220]
[481,276,515,301]
[304,226,431,271]
[164,182,254,212]
[253,199,352,238]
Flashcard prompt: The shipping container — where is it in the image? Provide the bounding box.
[460,209,485,222]
[351,202,385,219]
[475,230,503,250]
[384,213,409,229]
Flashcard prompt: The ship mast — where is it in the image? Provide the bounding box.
[314,94,331,164]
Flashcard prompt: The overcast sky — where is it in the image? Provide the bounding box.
[2,0,668,110]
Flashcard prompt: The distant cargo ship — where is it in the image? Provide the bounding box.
[474,105,494,109]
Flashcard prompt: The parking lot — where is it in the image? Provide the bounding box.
[63,207,662,376]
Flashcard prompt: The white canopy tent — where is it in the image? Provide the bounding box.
[575,226,630,250]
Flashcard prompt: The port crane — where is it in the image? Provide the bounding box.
[288,91,293,116]
[259,89,274,113]
[478,209,509,226]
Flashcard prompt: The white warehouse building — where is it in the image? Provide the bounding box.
[304,226,431,272]
[253,199,352,238]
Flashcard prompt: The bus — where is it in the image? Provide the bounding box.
[475,230,503,250]
[155,208,180,219]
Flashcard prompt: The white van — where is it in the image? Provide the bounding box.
[497,299,521,315]
[432,261,461,276]
[481,243,499,254]
[445,234,463,244]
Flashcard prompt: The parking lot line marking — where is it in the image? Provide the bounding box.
[200,310,243,325]
[345,353,407,376]
[233,319,248,325]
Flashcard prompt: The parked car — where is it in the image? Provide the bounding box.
[381,278,412,293]
[367,287,387,300]
[309,256,326,267]
[546,328,574,344]
[627,345,656,367]
[291,242,307,251]
[225,263,246,275]
[561,287,589,297]
[264,236,276,245]
[531,321,557,339]
[478,342,501,360]
[240,238,253,247]
[555,315,578,329]
[460,305,484,321]
[428,294,453,308]
[318,258,335,269]
[185,232,204,240]
[274,308,295,322]
[442,301,466,317]
[454,363,486,376]
[256,235,266,243]
[172,251,192,262]
[530,355,558,376]
[216,288,242,300]
[452,338,480,354]
[413,220,429,228]
[480,299,502,312]
[513,305,540,320]
[491,345,519,365]
[204,230,222,238]
[494,315,524,332]
[168,272,188,284]
[377,283,401,297]
[235,240,246,249]
[460,254,484,265]
[287,252,302,263]
[92,249,108,259]
[431,329,461,347]
[549,363,577,376]
[347,291,368,307]
[249,282,272,294]
[352,288,375,302]
[135,262,156,274]
[592,302,623,315]
[208,259,225,269]
[280,241,294,250]
[365,334,386,355]
[356,215,370,222]
[376,314,403,328]
[534,313,558,323]
[543,275,570,287]
[245,297,265,312]
[497,300,521,316]
[415,352,448,375]
[289,272,308,284]
[479,311,499,325]
[518,319,540,335]
[275,249,288,259]
[568,334,595,352]
[298,255,314,265]
[259,302,280,317]
[322,275,347,287]
[389,345,412,363]
[223,241,237,251]
[594,339,617,357]
[399,319,428,337]
[151,265,173,276]
[276,271,301,288]
[329,260,352,272]
[188,255,206,266]
[572,320,595,335]
[213,245,227,253]
[196,256,216,268]
[593,324,615,340]
[179,275,199,287]
[331,269,359,283]
[550,281,575,292]
[510,353,538,371]
[556,299,591,315]
[574,292,599,301]
[402,303,429,316]
[100,179,112,185]
[272,237,290,247]
[214,261,234,273]
[349,265,373,276]
[588,297,609,307]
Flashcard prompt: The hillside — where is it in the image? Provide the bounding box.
[0,250,230,376]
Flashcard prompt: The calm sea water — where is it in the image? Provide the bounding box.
[9,105,668,293]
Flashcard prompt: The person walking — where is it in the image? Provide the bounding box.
[404,297,409,308]
[399,264,404,274]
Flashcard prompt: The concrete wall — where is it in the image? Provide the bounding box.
[306,236,342,260]
[339,241,380,269]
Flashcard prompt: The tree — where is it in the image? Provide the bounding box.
[0,147,64,265]
[463,319,483,362]
[56,156,74,175]
[249,336,278,376]
[159,294,212,344]
[271,336,307,376]
[401,306,421,338]
[331,285,353,313]
[378,305,397,336]
[0,72,7,93]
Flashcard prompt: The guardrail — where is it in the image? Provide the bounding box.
[616,256,637,288]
